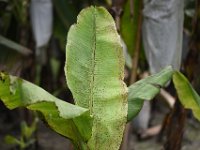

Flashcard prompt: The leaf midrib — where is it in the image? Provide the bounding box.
[89,8,96,115]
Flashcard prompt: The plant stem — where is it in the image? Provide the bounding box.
[129,0,142,84]
[164,1,200,149]
[164,100,186,150]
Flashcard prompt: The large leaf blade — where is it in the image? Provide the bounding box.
[0,73,92,145]
[128,66,173,121]
[65,6,127,150]
[173,71,200,121]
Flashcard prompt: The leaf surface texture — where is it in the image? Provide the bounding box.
[173,71,200,121]
[128,66,173,121]
[65,6,127,150]
[0,73,92,148]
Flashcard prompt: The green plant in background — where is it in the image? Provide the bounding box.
[4,118,38,150]
[0,6,200,150]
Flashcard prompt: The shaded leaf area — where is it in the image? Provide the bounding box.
[65,6,127,150]
[4,135,27,148]
[52,0,79,51]
[0,46,23,73]
[53,0,77,29]
[0,35,32,56]
[173,71,200,121]
[127,66,174,121]
[0,73,92,148]
[121,0,141,55]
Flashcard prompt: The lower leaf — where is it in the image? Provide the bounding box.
[128,66,174,121]
[0,72,92,147]
[173,71,200,121]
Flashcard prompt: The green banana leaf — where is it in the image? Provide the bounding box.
[52,0,77,29]
[173,71,200,121]
[127,66,174,121]
[52,0,78,50]
[121,0,141,55]
[0,73,92,148]
[65,6,128,150]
